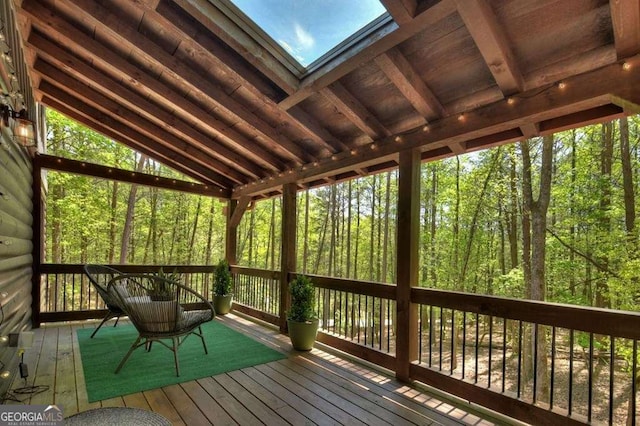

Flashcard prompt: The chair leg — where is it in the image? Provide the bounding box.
[90,311,115,338]
[198,326,209,355]
[113,315,121,327]
[173,338,180,377]
[115,335,143,374]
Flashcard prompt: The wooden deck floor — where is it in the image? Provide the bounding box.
[6,314,500,425]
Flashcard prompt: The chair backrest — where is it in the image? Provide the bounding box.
[83,264,124,309]
[107,274,214,334]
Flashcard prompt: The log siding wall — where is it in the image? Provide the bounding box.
[0,1,37,398]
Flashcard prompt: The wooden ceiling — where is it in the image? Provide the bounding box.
[12,0,640,199]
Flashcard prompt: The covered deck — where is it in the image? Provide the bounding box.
[0,0,640,425]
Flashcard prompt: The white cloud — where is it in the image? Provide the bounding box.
[293,22,314,50]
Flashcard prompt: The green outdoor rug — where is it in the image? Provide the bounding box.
[77,319,286,402]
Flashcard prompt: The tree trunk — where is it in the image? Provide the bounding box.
[521,136,553,402]
[119,154,147,264]
[620,117,637,250]
[108,181,118,263]
[595,122,613,309]
[508,146,519,269]
[381,173,391,283]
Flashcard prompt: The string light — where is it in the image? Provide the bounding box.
[623,62,632,71]
[507,97,515,105]
[557,82,566,90]
[458,113,466,122]
[422,125,429,132]
[350,149,357,156]
[394,136,402,142]
[370,143,377,150]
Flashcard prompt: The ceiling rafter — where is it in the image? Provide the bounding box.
[57,0,313,164]
[610,0,640,59]
[321,82,392,140]
[36,71,243,186]
[38,94,226,188]
[168,0,299,94]
[27,31,264,180]
[380,0,418,25]
[374,47,445,121]
[18,0,286,173]
[140,0,340,156]
[454,0,523,95]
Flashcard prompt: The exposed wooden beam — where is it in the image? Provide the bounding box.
[455,0,523,95]
[39,95,224,188]
[380,0,417,25]
[610,0,640,59]
[374,48,445,120]
[55,0,312,164]
[235,57,640,198]
[27,31,265,180]
[287,106,350,152]
[168,0,299,94]
[610,94,640,114]
[18,0,286,172]
[321,82,391,140]
[278,0,457,110]
[36,154,229,198]
[35,61,246,185]
[228,196,251,227]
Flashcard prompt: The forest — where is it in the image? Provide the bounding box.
[45,109,640,313]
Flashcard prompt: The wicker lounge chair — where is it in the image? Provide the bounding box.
[83,264,126,338]
[107,273,215,376]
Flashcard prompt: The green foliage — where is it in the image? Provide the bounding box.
[150,268,179,301]
[213,259,232,296]
[288,276,316,322]
[44,109,225,265]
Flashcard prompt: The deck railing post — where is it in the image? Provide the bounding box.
[279,183,297,333]
[396,148,420,381]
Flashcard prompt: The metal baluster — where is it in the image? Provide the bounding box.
[475,313,479,384]
[462,311,466,380]
[609,336,614,426]
[419,304,423,363]
[439,307,444,371]
[450,310,455,374]
[429,305,433,368]
[569,330,574,415]
[488,315,493,388]
[533,323,538,403]
[550,327,556,409]
[517,320,523,398]
[588,332,594,423]
[502,318,507,393]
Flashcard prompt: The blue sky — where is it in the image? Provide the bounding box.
[231,0,386,66]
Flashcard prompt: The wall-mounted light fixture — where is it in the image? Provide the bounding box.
[0,104,35,147]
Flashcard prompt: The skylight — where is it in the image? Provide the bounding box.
[228,0,388,68]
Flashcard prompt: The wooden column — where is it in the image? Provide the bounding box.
[225,199,238,265]
[31,158,42,328]
[396,148,420,381]
[279,182,297,333]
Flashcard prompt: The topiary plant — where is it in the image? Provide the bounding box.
[213,259,232,296]
[288,275,316,323]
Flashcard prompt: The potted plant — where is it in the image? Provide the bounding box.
[150,268,178,301]
[213,259,233,314]
[287,275,319,351]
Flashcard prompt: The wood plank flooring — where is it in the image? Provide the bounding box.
[5,314,499,425]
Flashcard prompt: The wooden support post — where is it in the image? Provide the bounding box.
[225,199,238,265]
[31,158,42,328]
[279,182,297,333]
[396,148,420,381]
